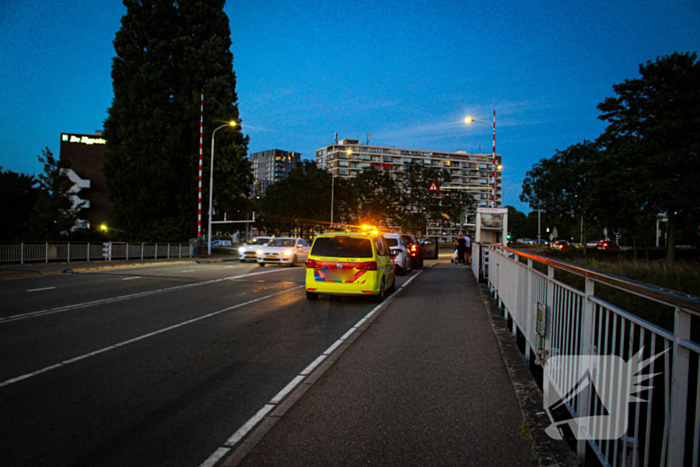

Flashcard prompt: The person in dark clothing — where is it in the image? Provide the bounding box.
[456,235,467,264]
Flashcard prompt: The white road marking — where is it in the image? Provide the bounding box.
[1,268,294,324]
[122,276,141,281]
[223,404,275,447]
[201,270,425,466]
[0,285,304,389]
[27,287,56,292]
[181,269,194,273]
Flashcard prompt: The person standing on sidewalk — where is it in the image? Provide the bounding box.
[456,235,467,264]
[464,234,472,264]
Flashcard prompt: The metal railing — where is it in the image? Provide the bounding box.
[0,242,192,264]
[485,244,700,467]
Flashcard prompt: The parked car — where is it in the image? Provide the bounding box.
[586,240,602,248]
[400,233,424,269]
[256,237,310,266]
[550,240,572,249]
[210,240,232,248]
[383,233,412,276]
[419,238,439,259]
[516,238,533,245]
[305,230,395,302]
[238,236,272,262]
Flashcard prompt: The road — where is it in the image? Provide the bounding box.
[0,261,419,467]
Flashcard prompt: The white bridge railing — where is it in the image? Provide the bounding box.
[486,244,700,467]
[0,242,192,264]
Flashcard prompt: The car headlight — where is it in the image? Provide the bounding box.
[283,250,293,256]
[256,249,264,255]
[239,247,245,253]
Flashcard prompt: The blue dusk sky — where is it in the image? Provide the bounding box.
[1,0,698,212]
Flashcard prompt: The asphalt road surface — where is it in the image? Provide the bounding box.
[0,261,422,467]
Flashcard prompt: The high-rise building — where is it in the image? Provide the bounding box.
[250,149,301,195]
[315,139,502,208]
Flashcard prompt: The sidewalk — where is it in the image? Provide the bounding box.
[222,259,578,467]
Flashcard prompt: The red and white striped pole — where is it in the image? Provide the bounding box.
[491,110,496,207]
[198,89,204,237]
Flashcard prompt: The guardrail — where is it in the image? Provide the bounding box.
[0,242,192,264]
[485,244,700,467]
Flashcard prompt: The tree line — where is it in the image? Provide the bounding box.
[255,160,475,237]
[520,52,700,263]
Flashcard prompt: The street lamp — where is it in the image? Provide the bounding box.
[465,111,497,207]
[208,120,237,255]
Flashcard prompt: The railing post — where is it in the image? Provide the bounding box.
[87,242,90,261]
[576,278,596,463]
[45,242,49,263]
[525,258,533,363]
[155,243,158,259]
[668,307,691,466]
[126,243,129,261]
[21,243,24,264]
[141,243,144,260]
[67,242,70,263]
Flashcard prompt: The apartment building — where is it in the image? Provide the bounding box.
[315,139,502,208]
[250,149,301,196]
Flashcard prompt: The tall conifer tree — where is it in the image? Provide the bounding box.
[104,0,250,241]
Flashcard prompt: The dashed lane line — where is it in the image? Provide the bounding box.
[0,268,297,324]
[0,285,304,389]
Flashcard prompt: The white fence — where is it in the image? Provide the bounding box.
[485,244,700,467]
[0,242,192,264]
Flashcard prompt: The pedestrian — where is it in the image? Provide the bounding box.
[456,235,467,264]
[464,234,472,264]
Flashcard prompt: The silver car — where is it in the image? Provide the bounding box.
[238,237,272,262]
[383,233,411,276]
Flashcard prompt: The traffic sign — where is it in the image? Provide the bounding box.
[428,181,439,192]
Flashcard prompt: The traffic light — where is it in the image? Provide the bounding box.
[507,232,512,240]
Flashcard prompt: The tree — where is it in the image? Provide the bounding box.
[259,161,333,234]
[597,52,700,263]
[103,0,250,242]
[398,162,473,235]
[521,141,601,249]
[346,167,402,228]
[0,167,39,241]
[24,148,83,241]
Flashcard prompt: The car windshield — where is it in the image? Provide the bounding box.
[269,238,296,247]
[384,237,399,247]
[247,238,270,245]
[311,236,373,258]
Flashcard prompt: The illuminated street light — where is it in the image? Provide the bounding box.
[208,121,237,255]
[465,112,497,207]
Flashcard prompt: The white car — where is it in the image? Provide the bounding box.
[383,233,411,276]
[256,237,310,267]
[238,236,272,262]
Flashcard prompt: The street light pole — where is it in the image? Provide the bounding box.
[330,172,335,227]
[465,112,497,207]
[208,121,236,255]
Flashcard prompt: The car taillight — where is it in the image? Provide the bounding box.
[356,261,377,270]
[306,259,318,268]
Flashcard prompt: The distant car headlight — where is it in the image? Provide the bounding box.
[256,249,264,255]
[239,247,245,253]
[283,250,293,256]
